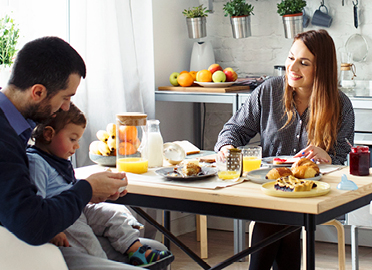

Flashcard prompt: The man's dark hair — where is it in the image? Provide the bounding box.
[9,36,86,97]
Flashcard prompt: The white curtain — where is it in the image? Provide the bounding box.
[69,0,155,167]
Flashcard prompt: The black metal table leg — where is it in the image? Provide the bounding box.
[163,210,170,249]
[131,207,211,270]
[305,214,316,270]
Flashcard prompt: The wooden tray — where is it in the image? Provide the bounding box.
[158,85,250,93]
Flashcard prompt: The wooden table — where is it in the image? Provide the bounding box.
[75,166,372,270]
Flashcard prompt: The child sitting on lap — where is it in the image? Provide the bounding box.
[27,103,173,270]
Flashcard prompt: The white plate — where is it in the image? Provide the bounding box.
[155,167,217,180]
[246,168,322,184]
[261,181,330,198]
[261,156,298,167]
[194,81,235,88]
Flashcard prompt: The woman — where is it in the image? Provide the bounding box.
[214,30,354,269]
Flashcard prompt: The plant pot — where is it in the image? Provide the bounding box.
[230,15,251,39]
[282,13,303,39]
[0,65,11,89]
[186,17,207,39]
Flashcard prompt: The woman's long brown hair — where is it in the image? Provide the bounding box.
[283,30,340,152]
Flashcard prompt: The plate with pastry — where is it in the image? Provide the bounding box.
[261,177,330,198]
[261,156,301,167]
[155,165,217,180]
[247,158,322,184]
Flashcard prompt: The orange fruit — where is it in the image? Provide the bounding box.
[177,72,194,87]
[189,71,197,82]
[196,69,212,82]
[118,142,137,155]
[180,70,188,74]
[118,126,138,144]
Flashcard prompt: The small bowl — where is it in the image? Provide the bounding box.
[89,152,116,167]
[163,143,186,165]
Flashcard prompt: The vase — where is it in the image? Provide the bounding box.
[0,65,12,89]
[282,13,303,39]
[186,17,207,39]
[230,15,251,39]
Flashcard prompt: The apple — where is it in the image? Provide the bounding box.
[169,72,180,86]
[212,70,226,83]
[208,64,223,74]
[223,67,238,82]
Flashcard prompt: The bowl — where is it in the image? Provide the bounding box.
[89,152,116,167]
[163,143,186,165]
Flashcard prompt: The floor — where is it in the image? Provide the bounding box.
[169,229,372,270]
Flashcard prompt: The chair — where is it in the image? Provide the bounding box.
[196,215,208,259]
[0,226,68,270]
[347,203,372,270]
[248,220,345,270]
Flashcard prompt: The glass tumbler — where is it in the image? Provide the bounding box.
[217,148,242,181]
[239,145,262,174]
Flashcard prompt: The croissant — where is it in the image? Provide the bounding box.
[266,167,293,180]
[291,158,320,179]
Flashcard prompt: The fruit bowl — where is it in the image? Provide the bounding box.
[89,152,116,167]
[194,81,235,88]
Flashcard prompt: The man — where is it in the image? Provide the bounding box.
[0,37,167,270]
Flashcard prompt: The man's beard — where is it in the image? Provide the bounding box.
[24,100,53,123]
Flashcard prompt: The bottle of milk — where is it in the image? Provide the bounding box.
[147,119,164,168]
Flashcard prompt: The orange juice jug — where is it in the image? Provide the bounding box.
[116,113,148,174]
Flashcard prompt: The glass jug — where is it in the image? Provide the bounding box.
[116,113,148,174]
[339,52,356,89]
[147,119,164,168]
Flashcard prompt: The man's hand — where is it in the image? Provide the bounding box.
[49,232,69,247]
[86,171,128,203]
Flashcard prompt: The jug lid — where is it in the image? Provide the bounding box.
[116,112,147,126]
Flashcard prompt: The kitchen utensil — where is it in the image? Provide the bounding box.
[238,145,262,173]
[190,41,215,72]
[155,166,217,180]
[216,148,242,181]
[311,4,332,28]
[353,0,358,28]
[163,143,185,165]
[345,33,369,62]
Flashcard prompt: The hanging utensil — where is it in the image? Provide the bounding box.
[353,0,358,28]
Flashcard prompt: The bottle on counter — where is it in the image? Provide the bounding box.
[147,119,164,168]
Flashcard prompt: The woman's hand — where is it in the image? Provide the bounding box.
[49,232,70,247]
[218,145,235,160]
[294,145,331,164]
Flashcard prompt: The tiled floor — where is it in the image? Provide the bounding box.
[169,229,372,270]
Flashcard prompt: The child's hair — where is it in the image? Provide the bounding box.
[31,102,87,145]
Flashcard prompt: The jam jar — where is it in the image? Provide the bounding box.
[349,146,370,176]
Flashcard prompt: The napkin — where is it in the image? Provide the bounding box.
[318,164,346,175]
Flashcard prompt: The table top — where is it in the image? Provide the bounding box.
[75,165,372,216]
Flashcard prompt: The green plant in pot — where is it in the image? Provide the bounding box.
[183,4,209,39]
[223,0,254,39]
[0,15,19,68]
[277,0,306,39]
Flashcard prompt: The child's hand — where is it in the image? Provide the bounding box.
[49,232,70,247]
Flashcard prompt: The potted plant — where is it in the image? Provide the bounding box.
[0,15,19,88]
[277,0,306,39]
[223,0,254,39]
[183,5,209,39]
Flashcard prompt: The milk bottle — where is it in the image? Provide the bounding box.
[147,119,164,168]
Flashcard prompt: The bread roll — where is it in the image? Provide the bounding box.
[291,158,320,179]
[266,167,293,180]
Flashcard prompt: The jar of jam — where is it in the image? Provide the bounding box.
[349,146,370,176]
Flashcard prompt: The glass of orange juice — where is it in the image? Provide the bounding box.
[216,148,242,181]
[239,145,262,174]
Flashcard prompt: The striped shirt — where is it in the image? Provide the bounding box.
[214,76,355,165]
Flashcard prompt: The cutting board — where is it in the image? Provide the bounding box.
[158,85,250,93]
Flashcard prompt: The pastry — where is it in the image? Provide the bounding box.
[265,167,293,180]
[274,175,317,192]
[291,158,320,179]
[182,162,202,176]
